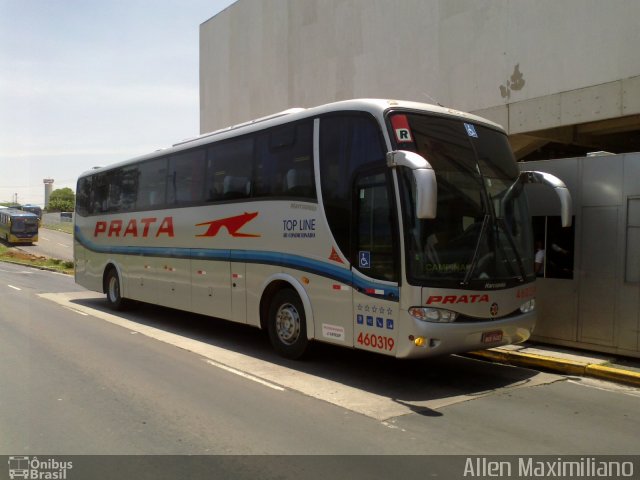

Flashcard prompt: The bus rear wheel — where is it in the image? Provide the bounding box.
[105,268,128,311]
[267,289,309,359]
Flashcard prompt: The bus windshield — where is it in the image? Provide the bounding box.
[22,205,43,219]
[394,113,534,289]
[11,216,39,234]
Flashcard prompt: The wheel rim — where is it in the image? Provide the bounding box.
[275,303,301,345]
[108,275,119,303]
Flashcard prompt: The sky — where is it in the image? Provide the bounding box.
[0,0,235,206]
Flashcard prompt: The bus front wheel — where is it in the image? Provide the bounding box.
[267,289,309,359]
[105,268,128,311]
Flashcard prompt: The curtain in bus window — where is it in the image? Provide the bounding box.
[167,149,206,206]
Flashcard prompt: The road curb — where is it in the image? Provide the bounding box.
[0,258,72,275]
[585,364,640,387]
[467,349,640,388]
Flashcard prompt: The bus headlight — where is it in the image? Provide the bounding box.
[519,299,536,313]
[409,307,458,323]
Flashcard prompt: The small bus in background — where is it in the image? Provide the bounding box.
[0,208,39,244]
[74,99,571,359]
[21,204,43,220]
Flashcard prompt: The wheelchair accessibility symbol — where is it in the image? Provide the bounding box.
[359,251,370,269]
[464,122,478,138]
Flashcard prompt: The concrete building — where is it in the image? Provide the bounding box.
[200,0,640,160]
[521,153,639,357]
[199,0,640,356]
[43,178,54,208]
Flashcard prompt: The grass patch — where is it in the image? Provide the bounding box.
[0,245,74,274]
[42,222,74,234]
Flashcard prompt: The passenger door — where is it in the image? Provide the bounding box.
[352,170,400,356]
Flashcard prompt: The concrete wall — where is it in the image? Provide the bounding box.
[200,0,640,135]
[200,1,640,354]
[522,153,640,358]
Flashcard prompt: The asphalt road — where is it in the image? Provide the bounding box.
[1,263,639,477]
[18,226,73,261]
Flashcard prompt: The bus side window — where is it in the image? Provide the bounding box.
[167,148,206,206]
[93,173,110,213]
[253,121,314,199]
[355,172,398,282]
[120,166,139,211]
[136,158,168,210]
[76,177,92,216]
[206,136,254,202]
[320,114,387,259]
[108,173,121,212]
[284,167,313,197]
[223,176,250,198]
[532,215,575,279]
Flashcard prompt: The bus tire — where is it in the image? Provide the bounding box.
[267,289,309,359]
[105,268,128,311]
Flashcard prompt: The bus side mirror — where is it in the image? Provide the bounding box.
[413,168,437,219]
[520,171,573,227]
[387,150,438,219]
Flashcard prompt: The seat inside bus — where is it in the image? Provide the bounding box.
[284,168,313,197]
[223,175,251,199]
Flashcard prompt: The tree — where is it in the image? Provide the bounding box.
[47,188,75,212]
[47,198,74,212]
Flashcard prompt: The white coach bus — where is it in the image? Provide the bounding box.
[74,99,571,359]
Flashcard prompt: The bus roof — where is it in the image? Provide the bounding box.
[79,98,505,178]
[2,208,39,218]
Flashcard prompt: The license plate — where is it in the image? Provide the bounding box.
[482,330,503,343]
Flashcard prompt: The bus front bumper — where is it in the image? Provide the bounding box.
[395,310,536,359]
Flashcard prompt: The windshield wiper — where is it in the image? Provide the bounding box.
[495,179,527,282]
[461,214,490,286]
[497,218,527,283]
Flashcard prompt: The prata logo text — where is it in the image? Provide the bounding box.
[94,217,174,238]
[426,294,490,305]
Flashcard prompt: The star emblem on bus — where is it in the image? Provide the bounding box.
[196,212,261,238]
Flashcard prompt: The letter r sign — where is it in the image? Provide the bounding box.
[391,114,413,143]
[395,128,412,142]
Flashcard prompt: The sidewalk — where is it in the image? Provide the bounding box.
[466,342,640,388]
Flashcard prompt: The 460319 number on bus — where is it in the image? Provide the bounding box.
[356,332,395,352]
